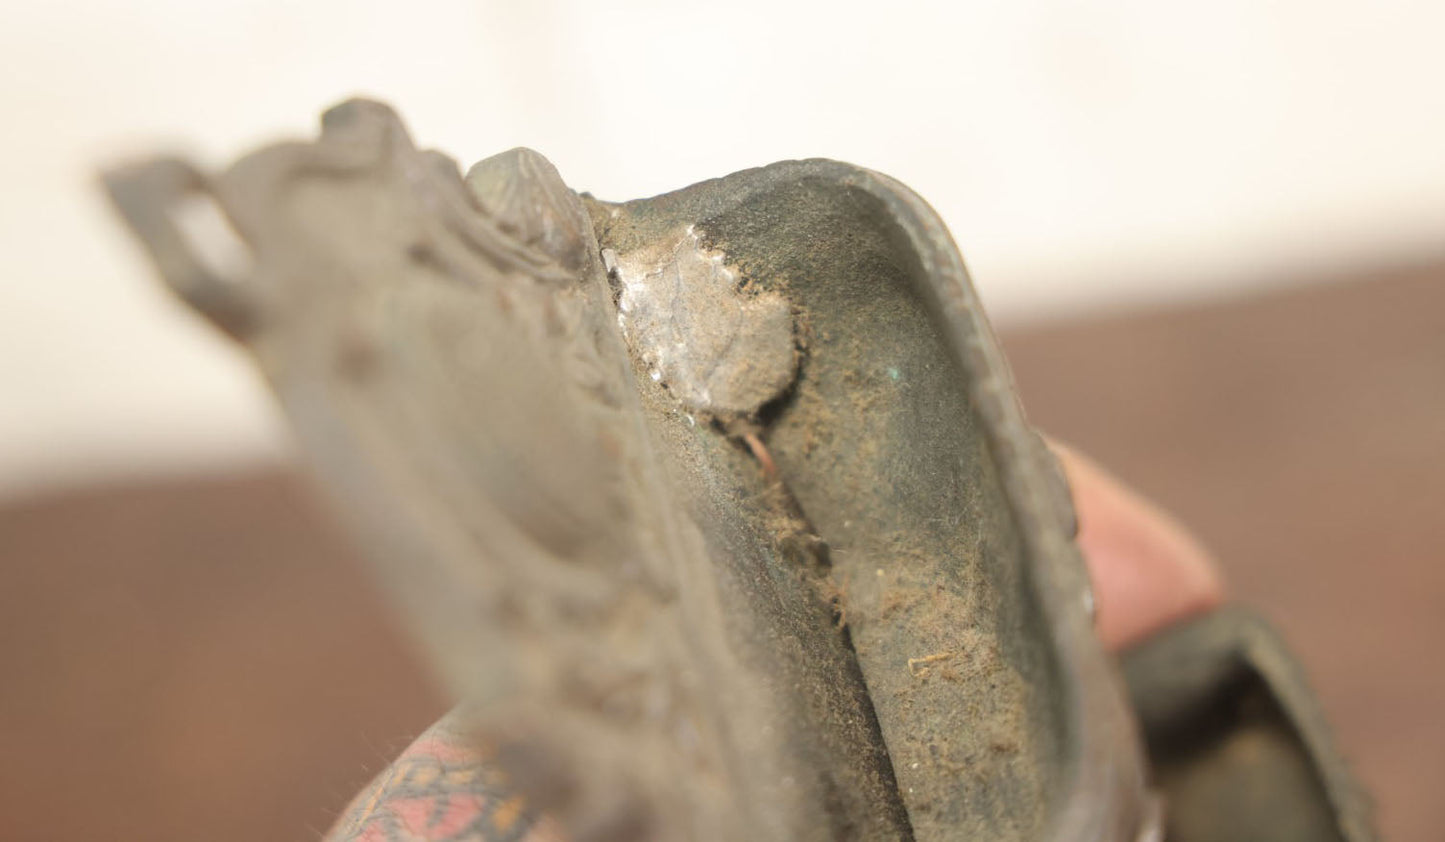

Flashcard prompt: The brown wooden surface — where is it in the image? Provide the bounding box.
[0,474,446,841]
[0,264,1440,841]
[1003,263,1445,842]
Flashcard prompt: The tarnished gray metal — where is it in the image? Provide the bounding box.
[104,99,1369,842]
[1122,608,1375,842]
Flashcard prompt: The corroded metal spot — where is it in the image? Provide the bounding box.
[613,228,797,418]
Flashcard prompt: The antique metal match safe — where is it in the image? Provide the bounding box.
[106,100,1373,842]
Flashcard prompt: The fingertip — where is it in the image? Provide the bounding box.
[1049,441,1225,650]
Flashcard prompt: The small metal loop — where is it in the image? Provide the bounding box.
[101,157,258,340]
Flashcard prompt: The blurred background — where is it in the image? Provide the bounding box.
[1,1,1441,840]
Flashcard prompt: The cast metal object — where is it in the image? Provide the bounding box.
[103,99,1375,842]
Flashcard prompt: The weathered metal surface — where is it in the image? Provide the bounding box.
[610,227,799,418]
[1122,607,1376,842]
[104,98,1374,842]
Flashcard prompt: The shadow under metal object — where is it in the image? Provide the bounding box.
[103,99,1373,842]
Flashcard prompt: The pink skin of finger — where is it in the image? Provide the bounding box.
[1051,442,1225,650]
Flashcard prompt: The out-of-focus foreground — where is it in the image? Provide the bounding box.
[1,262,1440,842]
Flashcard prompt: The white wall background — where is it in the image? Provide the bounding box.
[3,0,1444,499]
